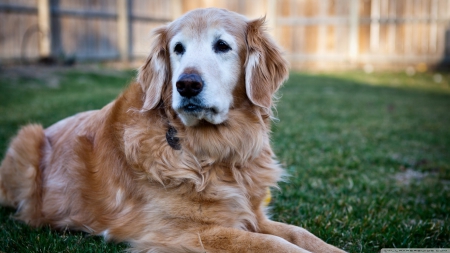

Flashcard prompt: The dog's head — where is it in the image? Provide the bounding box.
[138,8,289,126]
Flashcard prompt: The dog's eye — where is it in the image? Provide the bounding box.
[214,40,231,53]
[174,43,185,55]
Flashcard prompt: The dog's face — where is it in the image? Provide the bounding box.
[169,25,242,126]
[138,8,289,126]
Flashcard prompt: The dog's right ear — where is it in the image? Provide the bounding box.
[137,26,169,111]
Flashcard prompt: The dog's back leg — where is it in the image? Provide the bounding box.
[0,124,45,226]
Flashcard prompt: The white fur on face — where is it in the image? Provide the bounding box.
[169,28,241,126]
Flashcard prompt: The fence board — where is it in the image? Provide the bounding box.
[0,0,449,69]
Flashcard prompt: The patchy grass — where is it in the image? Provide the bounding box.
[0,67,449,252]
[271,71,450,252]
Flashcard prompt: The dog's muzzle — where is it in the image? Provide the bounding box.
[174,72,225,126]
[176,73,214,113]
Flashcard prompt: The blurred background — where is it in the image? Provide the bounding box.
[0,0,449,71]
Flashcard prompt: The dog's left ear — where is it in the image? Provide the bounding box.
[245,17,289,109]
[137,26,170,111]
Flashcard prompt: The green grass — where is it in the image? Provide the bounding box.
[1,67,449,252]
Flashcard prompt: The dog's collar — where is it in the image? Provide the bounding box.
[166,126,181,150]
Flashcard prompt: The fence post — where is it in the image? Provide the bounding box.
[37,0,51,59]
[348,0,359,63]
[117,0,130,63]
[266,0,276,38]
[370,0,380,52]
[172,0,182,20]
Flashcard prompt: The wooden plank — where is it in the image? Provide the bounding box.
[317,0,329,55]
[278,15,449,26]
[404,0,412,55]
[117,0,130,63]
[172,0,182,20]
[51,7,117,19]
[266,0,276,38]
[420,0,428,54]
[360,16,450,24]
[348,0,359,61]
[335,0,348,57]
[130,15,172,22]
[291,0,300,55]
[37,0,51,58]
[378,0,387,54]
[387,0,397,54]
[370,0,380,52]
[447,0,450,56]
[429,0,438,54]
[51,4,170,22]
[289,53,446,63]
[0,3,36,13]
[277,16,348,25]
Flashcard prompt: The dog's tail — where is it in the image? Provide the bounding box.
[0,124,45,226]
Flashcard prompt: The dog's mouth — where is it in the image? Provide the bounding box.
[174,98,225,126]
[183,103,218,114]
[178,98,218,115]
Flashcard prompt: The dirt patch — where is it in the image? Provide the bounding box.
[394,169,428,185]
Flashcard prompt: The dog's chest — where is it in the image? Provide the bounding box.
[122,121,275,231]
[147,181,257,231]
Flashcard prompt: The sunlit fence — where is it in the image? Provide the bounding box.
[1,0,449,69]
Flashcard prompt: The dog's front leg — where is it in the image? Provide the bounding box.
[258,219,347,253]
[197,226,311,253]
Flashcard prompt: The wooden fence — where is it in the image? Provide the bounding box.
[0,0,175,64]
[0,0,449,69]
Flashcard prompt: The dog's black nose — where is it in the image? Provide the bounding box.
[176,73,203,98]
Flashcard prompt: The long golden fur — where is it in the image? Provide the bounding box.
[0,8,345,253]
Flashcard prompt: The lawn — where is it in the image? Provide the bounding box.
[0,66,449,253]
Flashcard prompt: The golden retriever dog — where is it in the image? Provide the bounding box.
[0,8,345,253]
